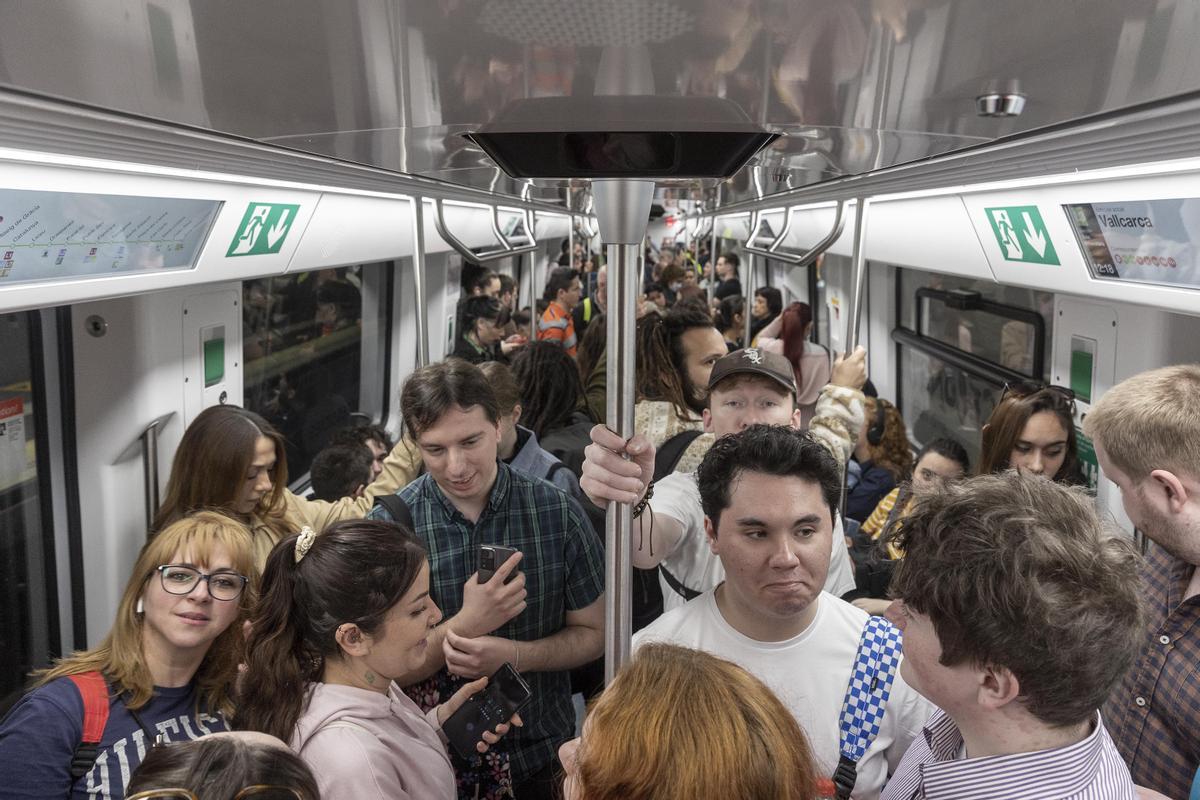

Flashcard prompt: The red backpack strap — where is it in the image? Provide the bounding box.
[66,672,110,779]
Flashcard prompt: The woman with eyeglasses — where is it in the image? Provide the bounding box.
[0,511,258,800]
[979,381,1087,485]
[235,519,518,800]
[125,731,319,800]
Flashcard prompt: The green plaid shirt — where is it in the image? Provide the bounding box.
[369,461,604,785]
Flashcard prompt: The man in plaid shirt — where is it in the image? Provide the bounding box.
[1086,365,1200,800]
[370,358,605,800]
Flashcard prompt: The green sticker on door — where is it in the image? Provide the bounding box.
[984,206,1059,265]
[226,203,300,257]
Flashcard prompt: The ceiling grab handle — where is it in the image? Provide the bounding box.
[433,197,539,264]
[742,200,846,266]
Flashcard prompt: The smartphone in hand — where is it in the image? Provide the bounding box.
[478,544,520,584]
[442,663,532,761]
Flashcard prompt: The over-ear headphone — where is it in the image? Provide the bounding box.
[867,399,888,446]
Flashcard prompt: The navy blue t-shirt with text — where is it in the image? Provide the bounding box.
[0,676,228,799]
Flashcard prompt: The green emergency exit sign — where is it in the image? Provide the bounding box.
[226,203,300,257]
[984,206,1059,265]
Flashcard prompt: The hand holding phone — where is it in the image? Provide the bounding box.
[478,545,520,584]
[441,663,531,761]
[460,550,527,636]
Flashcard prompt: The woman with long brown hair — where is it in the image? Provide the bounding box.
[236,519,517,800]
[978,381,1086,485]
[559,643,819,800]
[0,512,258,799]
[153,405,420,568]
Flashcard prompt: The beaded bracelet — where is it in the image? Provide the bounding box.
[631,481,654,518]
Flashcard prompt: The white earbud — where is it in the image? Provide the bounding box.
[135,597,144,614]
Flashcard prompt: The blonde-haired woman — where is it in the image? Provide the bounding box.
[560,643,819,800]
[0,511,258,799]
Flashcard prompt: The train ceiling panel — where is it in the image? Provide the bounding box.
[0,1,1197,207]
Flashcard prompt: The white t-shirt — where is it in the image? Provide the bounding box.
[651,470,856,613]
[633,590,934,800]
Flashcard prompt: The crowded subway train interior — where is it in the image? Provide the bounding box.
[2,0,1200,797]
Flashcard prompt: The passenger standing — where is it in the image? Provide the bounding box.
[978,381,1086,484]
[849,437,969,615]
[478,360,584,502]
[716,295,746,352]
[756,301,833,427]
[537,267,582,356]
[368,360,605,800]
[749,286,782,343]
[0,512,257,800]
[453,295,517,365]
[581,347,865,614]
[712,252,743,301]
[510,342,596,480]
[631,426,932,799]
[632,306,729,474]
[236,520,517,800]
[573,312,608,425]
[308,442,374,502]
[1084,365,1200,799]
[327,422,394,481]
[558,643,820,800]
[846,398,913,523]
[571,265,606,339]
[153,405,421,569]
[881,472,1143,800]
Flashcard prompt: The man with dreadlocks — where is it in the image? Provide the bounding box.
[631,305,730,474]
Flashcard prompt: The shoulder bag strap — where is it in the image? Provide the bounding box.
[833,616,904,800]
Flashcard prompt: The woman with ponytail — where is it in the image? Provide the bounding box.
[0,512,257,799]
[236,519,518,800]
[632,306,727,475]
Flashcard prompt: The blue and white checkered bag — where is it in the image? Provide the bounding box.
[832,615,903,798]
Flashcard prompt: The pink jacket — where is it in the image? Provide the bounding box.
[291,682,455,800]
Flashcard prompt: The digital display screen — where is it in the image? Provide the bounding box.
[1065,199,1200,290]
[0,188,222,287]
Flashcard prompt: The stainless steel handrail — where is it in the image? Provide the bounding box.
[743,201,847,266]
[433,198,540,264]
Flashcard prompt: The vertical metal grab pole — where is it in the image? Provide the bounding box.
[839,197,870,519]
[593,177,653,683]
[846,198,870,351]
[411,197,430,366]
[743,250,756,347]
[708,220,719,306]
[604,241,639,682]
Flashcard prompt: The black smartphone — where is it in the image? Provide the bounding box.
[442,663,532,761]
[478,544,520,584]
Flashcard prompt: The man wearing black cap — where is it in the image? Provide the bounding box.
[581,346,867,614]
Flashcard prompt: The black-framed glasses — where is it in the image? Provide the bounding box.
[999,380,1076,411]
[156,565,248,601]
[127,787,305,800]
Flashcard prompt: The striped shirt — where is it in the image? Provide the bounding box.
[882,709,1136,800]
[1103,542,1200,798]
[368,462,605,789]
[537,300,577,355]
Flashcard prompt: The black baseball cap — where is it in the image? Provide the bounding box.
[707,348,797,396]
